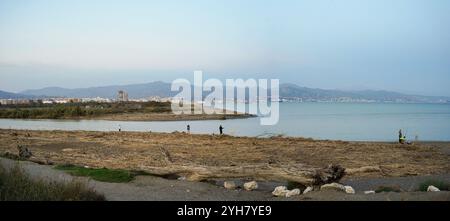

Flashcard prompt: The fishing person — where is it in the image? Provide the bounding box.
[219,125,224,135]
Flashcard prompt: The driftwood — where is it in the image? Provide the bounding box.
[17,145,32,160]
[139,163,345,186]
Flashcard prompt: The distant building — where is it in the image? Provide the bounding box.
[117,90,129,102]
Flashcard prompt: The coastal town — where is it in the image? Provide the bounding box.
[0,90,172,106]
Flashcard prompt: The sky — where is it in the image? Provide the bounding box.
[0,0,449,96]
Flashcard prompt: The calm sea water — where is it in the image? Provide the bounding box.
[0,103,449,141]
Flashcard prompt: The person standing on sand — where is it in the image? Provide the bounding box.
[118,125,122,132]
[398,129,403,143]
[187,124,190,134]
[219,125,224,135]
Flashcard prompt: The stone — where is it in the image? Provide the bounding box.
[285,189,301,198]
[272,186,289,197]
[344,186,355,194]
[243,181,258,191]
[364,190,376,194]
[427,185,440,192]
[224,181,237,190]
[320,183,346,192]
[303,186,314,194]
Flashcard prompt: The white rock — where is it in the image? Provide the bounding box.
[320,183,346,192]
[224,181,237,190]
[303,186,314,194]
[427,185,440,192]
[272,186,289,197]
[285,189,301,198]
[364,190,376,194]
[243,181,258,191]
[344,186,355,194]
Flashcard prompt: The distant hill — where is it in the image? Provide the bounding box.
[20,82,450,103]
[0,90,35,99]
[279,83,450,103]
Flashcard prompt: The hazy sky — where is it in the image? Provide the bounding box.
[0,0,449,96]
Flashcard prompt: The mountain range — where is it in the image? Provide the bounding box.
[0,90,35,99]
[0,81,448,103]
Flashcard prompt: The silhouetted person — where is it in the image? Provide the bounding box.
[187,124,190,134]
[398,129,403,143]
[219,125,224,135]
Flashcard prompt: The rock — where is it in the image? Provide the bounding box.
[320,183,346,192]
[285,189,301,198]
[427,185,440,192]
[344,186,355,194]
[272,186,289,197]
[303,186,314,194]
[243,181,258,191]
[364,190,376,194]
[224,181,237,190]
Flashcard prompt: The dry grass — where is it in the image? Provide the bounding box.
[0,129,449,181]
[0,164,104,201]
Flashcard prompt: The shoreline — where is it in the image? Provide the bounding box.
[0,113,256,122]
[0,127,449,143]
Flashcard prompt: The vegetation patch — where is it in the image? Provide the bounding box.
[0,165,104,201]
[55,164,134,183]
[418,180,449,192]
[0,101,172,119]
